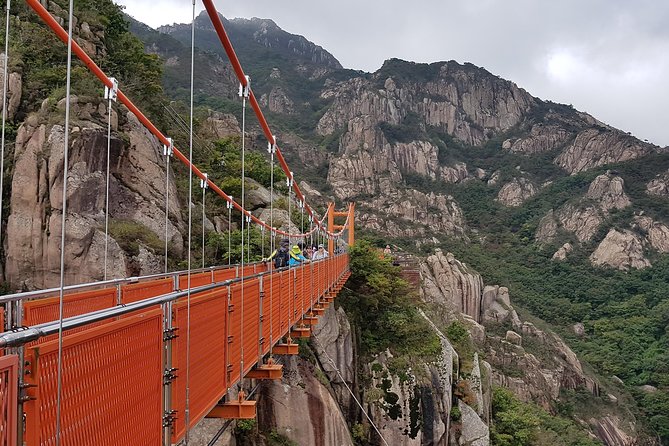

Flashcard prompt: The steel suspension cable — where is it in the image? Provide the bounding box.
[239,75,250,388]
[311,338,390,446]
[227,196,232,267]
[103,78,117,280]
[184,1,196,442]
[268,140,275,348]
[201,173,207,268]
[55,0,74,443]
[0,0,10,254]
[287,173,293,324]
[300,201,305,320]
[163,138,172,273]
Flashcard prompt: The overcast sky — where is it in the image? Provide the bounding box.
[116,0,669,147]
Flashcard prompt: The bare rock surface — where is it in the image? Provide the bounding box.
[536,173,631,244]
[312,306,354,410]
[552,242,573,260]
[256,356,353,446]
[0,54,22,120]
[5,100,184,289]
[633,216,669,253]
[457,401,490,446]
[421,250,484,321]
[590,229,650,270]
[496,177,538,207]
[646,170,669,197]
[555,128,656,174]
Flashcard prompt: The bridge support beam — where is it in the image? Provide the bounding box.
[272,338,299,355]
[245,363,283,380]
[290,327,311,338]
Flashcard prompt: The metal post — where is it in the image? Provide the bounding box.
[162,301,175,446]
[16,300,24,446]
[258,276,264,366]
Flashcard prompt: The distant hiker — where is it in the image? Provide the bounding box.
[289,244,309,266]
[264,239,291,268]
[383,244,392,255]
[312,244,329,260]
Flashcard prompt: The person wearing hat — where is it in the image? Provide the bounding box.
[289,244,309,266]
[312,244,329,261]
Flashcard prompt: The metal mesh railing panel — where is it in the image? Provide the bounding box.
[121,278,173,304]
[178,272,212,290]
[23,288,117,326]
[0,355,18,446]
[171,288,228,442]
[24,309,163,446]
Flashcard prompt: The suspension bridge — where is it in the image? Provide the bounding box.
[0,0,355,444]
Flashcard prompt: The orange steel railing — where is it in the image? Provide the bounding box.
[0,355,18,445]
[1,254,349,445]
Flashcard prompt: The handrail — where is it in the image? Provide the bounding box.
[0,260,257,304]
[0,255,347,347]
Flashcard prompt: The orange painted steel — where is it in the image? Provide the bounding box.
[213,268,237,283]
[23,288,117,326]
[9,255,350,444]
[121,277,174,304]
[279,270,292,333]
[24,309,164,446]
[227,281,243,387]
[178,271,213,291]
[239,279,261,376]
[171,288,228,442]
[0,308,4,356]
[0,355,18,446]
[268,271,285,344]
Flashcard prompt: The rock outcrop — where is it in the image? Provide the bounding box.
[312,306,355,412]
[0,54,22,120]
[421,250,484,321]
[590,229,650,270]
[555,128,657,174]
[496,177,538,207]
[259,86,295,114]
[633,215,669,253]
[256,356,353,446]
[5,99,183,289]
[552,242,573,260]
[536,173,631,244]
[646,170,669,197]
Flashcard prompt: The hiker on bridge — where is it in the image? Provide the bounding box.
[289,243,309,266]
[264,239,291,268]
[312,244,329,261]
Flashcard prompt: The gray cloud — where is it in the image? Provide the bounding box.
[116,0,669,146]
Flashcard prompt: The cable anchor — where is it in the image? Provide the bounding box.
[238,75,251,98]
[267,136,277,154]
[200,173,208,189]
[104,77,118,102]
[163,137,173,157]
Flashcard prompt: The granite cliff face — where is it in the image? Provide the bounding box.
[5,98,184,289]
[536,173,632,245]
[419,250,647,445]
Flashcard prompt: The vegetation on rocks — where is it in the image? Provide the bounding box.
[339,240,440,359]
[491,387,601,446]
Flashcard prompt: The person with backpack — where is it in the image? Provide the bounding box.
[264,239,291,269]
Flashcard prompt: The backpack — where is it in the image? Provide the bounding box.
[275,247,290,268]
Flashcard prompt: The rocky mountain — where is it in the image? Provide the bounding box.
[147,13,669,444]
[1,1,668,444]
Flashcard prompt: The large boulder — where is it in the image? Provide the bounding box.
[590,229,650,270]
